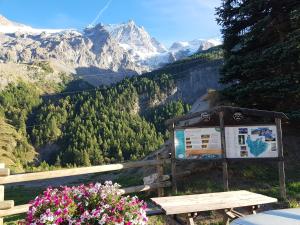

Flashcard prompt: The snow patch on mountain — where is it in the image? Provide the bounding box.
[170,39,222,54]
[103,20,169,68]
[0,15,66,34]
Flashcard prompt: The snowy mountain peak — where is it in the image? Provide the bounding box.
[169,39,221,54]
[127,19,135,26]
[84,23,107,35]
[0,14,14,26]
[104,20,150,44]
[0,15,65,34]
[103,20,168,67]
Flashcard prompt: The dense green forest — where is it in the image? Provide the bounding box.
[0,72,190,170]
[30,73,190,166]
[0,83,40,172]
[217,0,300,120]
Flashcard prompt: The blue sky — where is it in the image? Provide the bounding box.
[0,0,221,46]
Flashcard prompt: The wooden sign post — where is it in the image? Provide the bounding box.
[156,153,165,197]
[275,118,287,200]
[0,163,14,225]
[219,111,229,191]
[0,163,5,225]
[171,123,178,194]
[0,185,3,225]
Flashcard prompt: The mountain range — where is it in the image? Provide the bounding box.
[0,15,224,172]
[0,15,221,85]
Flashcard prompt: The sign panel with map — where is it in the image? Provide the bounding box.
[225,125,278,158]
[174,128,222,159]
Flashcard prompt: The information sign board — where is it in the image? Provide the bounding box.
[174,128,222,159]
[225,125,278,158]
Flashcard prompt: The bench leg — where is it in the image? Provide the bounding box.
[222,205,259,225]
[223,215,230,225]
[245,205,260,215]
[187,217,195,225]
[252,205,260,214]
[223,208,238,225]
[166,215,183,225]
[166,215,196,225]
[186,213,196,225]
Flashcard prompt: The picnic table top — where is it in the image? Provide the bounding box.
[151,190,277,215]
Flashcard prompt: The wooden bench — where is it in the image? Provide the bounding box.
[151,190,277,225]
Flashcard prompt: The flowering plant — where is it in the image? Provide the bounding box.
[25,181,148,225]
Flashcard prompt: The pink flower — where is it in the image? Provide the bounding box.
[26,182,148,225]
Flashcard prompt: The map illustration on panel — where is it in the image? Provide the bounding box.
[226,126,278,158]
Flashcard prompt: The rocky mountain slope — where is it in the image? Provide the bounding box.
[0,15,221,86]
[104,20,168,68]
[0,61,73,92]
[144,46,224,107]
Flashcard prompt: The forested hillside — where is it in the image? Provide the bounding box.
[0,116,36,172]
[0,83,41,171]
[30,73,190,166]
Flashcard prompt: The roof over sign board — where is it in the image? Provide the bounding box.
[165,106,288,126]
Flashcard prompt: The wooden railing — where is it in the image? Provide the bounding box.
[0,156,171,224]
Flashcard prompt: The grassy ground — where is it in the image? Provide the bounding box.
[3,162,300,224]
[3,143,300,225]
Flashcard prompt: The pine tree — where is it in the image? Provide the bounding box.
[55,155,62,166]
[82,151,91,166]
[48,117,61,141]
[216,0,300,117]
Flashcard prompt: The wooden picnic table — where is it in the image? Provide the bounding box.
[151,190,277,225]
